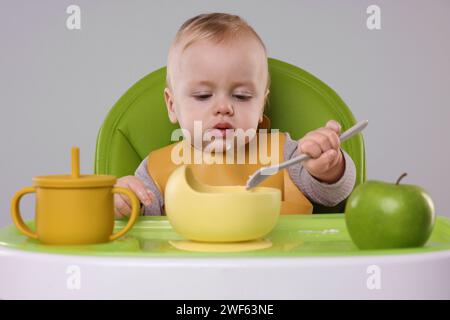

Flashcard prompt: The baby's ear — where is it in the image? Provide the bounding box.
[164,88,178,124]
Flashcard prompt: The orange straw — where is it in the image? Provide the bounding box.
[71,146,80,178]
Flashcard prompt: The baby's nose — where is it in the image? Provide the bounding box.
[214,101,234,115]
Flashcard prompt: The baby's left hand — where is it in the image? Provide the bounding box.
[296,120,345,184]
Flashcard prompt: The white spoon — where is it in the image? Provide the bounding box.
[245,120,369,190]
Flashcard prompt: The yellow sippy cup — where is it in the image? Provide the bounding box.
[10,147,140,245]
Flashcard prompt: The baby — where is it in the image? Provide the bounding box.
[113,13,356,217]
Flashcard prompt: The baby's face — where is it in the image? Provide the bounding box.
[165,35,268,150]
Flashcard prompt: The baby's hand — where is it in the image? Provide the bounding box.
[114,176,155,218]
[296,120,345,184]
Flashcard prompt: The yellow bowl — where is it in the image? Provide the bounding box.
[164,165,281,242]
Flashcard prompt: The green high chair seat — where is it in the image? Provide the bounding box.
[95,58,366,213]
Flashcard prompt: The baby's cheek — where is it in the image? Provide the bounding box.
[242,115,260,130]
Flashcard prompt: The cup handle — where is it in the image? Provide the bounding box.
[10,186,38,239]
[109,187,140,241]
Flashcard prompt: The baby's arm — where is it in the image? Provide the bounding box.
[134,156,165,216]
[284,132,356,207]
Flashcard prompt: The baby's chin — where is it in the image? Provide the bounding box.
[202,138,232,154]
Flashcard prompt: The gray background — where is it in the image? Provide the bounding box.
[1,0,449,227]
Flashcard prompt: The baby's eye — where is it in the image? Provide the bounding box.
[233,94,252,101]
[193,94,212,101]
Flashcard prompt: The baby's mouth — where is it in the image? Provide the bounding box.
[212,122,235,138]
[200,122,235,153]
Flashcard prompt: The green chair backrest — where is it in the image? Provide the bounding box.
[95,58,366,213]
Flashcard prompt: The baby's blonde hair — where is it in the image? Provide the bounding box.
[166,13,270,97]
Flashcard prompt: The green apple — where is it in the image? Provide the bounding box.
[345,173,435,250]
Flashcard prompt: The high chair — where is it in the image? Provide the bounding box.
[2,59,449,300]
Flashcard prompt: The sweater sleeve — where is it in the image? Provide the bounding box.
[134,156,165,216]
[283,132,357,207]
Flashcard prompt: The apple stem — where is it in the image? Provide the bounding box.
[396,172,408,185]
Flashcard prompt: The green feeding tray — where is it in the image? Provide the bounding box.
[2,213,450,299]
[1,214,450,257]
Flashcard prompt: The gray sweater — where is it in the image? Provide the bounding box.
[135,132,356,215]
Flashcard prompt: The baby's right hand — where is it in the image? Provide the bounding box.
[114,176,155,218]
